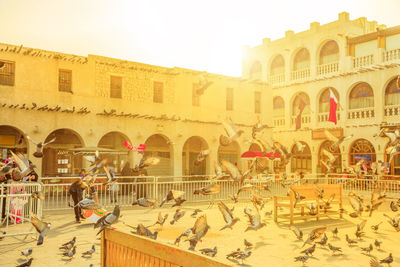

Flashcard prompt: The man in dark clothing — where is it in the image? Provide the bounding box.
[69,179,85,223]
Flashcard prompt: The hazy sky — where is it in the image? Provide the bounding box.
[1,0,399,76]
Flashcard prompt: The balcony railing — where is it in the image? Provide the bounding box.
[317,112,341,122]
[273,117,285,127]
[353,55,374,68]
[347,108,375,119]
[383,48,400,62]
[317,62,339,75]
[269,73,285,85]
[384,104,400,117]
[291,115,311,125]
[290,68,310,81]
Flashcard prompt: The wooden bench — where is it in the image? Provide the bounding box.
[101,228,233,267]
[273,183,343,225]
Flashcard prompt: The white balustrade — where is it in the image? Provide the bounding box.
[383,48,400,62]
[317,112,341,122]
[291,115,311,125]
[269,73,285,85]
[347,108,375,119]
[317,62,339,75]
[384,104,400,117]
[273,117,285,127]
[353,55,374,68]
[290,69,310,81]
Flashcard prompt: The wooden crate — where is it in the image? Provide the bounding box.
[101,228,233,267]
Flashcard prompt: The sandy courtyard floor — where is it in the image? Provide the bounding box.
[0,200,399,267]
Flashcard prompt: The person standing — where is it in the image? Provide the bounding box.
[69,178,85,223]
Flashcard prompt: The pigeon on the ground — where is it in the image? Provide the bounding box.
[193,183,221,207]
[21,247,33,257]
[290,225,303,240]
[316,233,328,247]
[332,227,338,237]
[380,253,393,265]
[345,234,357,246]
[62,246,76,259]
[30,214,50,245]
[170,209,185,225]
[374,239,382,249]
[160,190,185,207]
[81,245,95,257]
[94,204,120,235]
[303,227,327,247]
[60,237,76,248]
[133,224,158,240]
[361,244,373,254]
[16,258,33,267]
[185,214,210,251]
[244,239,253,250]
[218,201,240,230]
[75,198,102,210]
[294,254,310,266]
[226,249,251,264]
[132,197,157,208]
[243,207,265,232]
[371,222,382,232]
[199,246,217,257]
[301,244,316,256]
[390,201,398,212]
[26,136,56,158]
[190,209,202,217]
[384,213,400,230]
[355,230,365,239]
[328,243,342,254]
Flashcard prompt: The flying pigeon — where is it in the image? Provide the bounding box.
[21,247,33,257]
[30,214,50,245]
[26,136,56,158]
[16,258,33,267]
[218,201,240,230]
[170,209,185,225]
[243,207,265,232]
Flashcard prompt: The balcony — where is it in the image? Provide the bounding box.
[347,108,375,120]
[317,62,339,75]
[269,73,285,86]
[317,112,341,123]
[384,104,400,117]
[352,55,374,68]
[273,117,285,127]
[383,48,400,62]
[291,115,311,126]
[290,68,310,81]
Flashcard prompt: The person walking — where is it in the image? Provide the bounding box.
[69,178,86,223]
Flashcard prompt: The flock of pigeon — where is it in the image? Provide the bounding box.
[2,119,400,266]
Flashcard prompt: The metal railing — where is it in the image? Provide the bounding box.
[36,173,400,213]
[0,183,42,238]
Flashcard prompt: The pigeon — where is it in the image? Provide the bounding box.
[10,151,36,181]
[227,250,251,264]
[321,193,336,211]
[357,219,367,232]
[355,230,365,239]
[174,228,193,246]
[374,239,382,249]
[134,157,160,172]
[220,160,251,186]
[94,204,120,235]
[303,227,327,247]
[244,239,253,250]
[306,202,317,215]
[332,227,338,237]
[324,129,353,149]
[220,119,244,146]
[369,187,387,216]
[194,150,209,166]
[132,197,157,208]
[200,246,217,257]
[170,209,185,225]
[314,185,324,199]
[244,207,266,231]
[59,237,76,251]
[361,243,373,254]
[62,246,76,258]
[75,198,102,210]
[384,213,400,230]
[148,212,168,227]
[380,253,393,265]
[16,258,33,267]
[295,141,306,153]
[316,233,328,247]
[294,254,310,266]
[390,201,399,212]
[348,192,363,216]
[185,214,210,250]
[81,245,95,257]
[289,225,303,240]
[218,201,240,230]
[21,247,33,257]
[293,190,306,208]
[300,244,316,256]
[328,243,342,254]
[133,224,158,240]
[30,214,50,245]
[345,234,357,246]
[0,160,14,176]
[0,231,6,240]
[190,209,202,217]
[193,183,221,208]
[31,191,44,201]
[102,166,116,186]
[26,136,56,158]
[228,193,239,203]
[85,150,108,173]
[160,190,185,207]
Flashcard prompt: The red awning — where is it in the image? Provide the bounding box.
[241,151,280,158]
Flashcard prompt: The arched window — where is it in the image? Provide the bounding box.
[319,88,339,113]
[385,77,400,106]
[349,82,374,109]
[270,55,285,76]
[319,140,341,173]
[349,139,376,167]
[0,125,28,156]
[182,136,209,176]
[292,93,310,115]
[319,40,339,65]
[273,96,285,117]
[144,134,173,176]
[250,61,261,75]
[293,48,310,71]
[291,141,311,173]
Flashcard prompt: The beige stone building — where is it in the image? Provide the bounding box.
[243,12,400,175]
[0,43,271,177]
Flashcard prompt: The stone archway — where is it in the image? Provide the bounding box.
[144,134,173,176]
[182,136,209,176]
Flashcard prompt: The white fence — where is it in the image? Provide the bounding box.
[0,183,42,238]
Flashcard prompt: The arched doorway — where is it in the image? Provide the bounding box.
[349,139,376,168]
[42,129,84,176]
[218,141,240,166]
[291,141,311,173]
[182,136,209,176]
[98,132,131,174]
[319,140,341,173]
[0,125,28,160]
[385,142,400,175]
[144,134,172,176]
